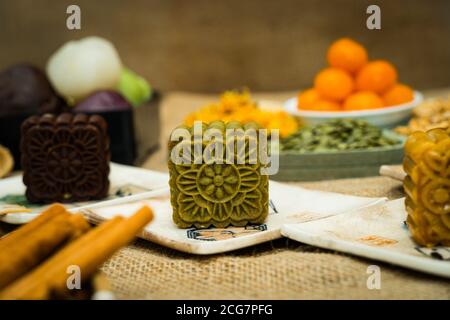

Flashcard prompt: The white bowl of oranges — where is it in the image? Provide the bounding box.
[285,38,423,128]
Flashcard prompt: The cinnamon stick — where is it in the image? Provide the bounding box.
[0,206,153,300]
[0,205,91,290]
[0,204,65,250]
[68,214,92,239]
[0,216,124,299]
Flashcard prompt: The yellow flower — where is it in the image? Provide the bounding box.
[184,90,299,137]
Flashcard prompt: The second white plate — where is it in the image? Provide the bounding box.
[284,91,423,128]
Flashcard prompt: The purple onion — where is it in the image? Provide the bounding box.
[74,90,132,113]
[0,64,66,117]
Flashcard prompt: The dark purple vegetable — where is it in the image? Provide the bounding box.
[74,90,132,113]
[0,64,66,117]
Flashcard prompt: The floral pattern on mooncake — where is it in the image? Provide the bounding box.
[168,121,269,228]
[21,113,110,203]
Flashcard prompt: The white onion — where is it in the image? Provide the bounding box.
[46,36,122,102]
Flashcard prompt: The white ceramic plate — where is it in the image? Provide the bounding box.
[0,163,385,255]
[282,198,450,278]
[284,91,423,128]
[0,163,169,224]
[87,179,384,255]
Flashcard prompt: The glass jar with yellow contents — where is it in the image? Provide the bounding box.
[403,128,450,246]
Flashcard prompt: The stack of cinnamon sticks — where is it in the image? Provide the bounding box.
[0,203,153,299]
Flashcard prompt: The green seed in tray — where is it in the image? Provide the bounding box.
[280,119,401,153]
[273,119,405,181]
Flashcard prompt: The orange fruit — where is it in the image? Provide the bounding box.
[327,38,368,73]
[382,83,414,106]
[343,91,384,111]
[301,99,341,112]
[297,88,320,109]
[356,60,398,94]
[314,68,354,101]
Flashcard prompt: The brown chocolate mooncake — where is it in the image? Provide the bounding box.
[21,113,110,203]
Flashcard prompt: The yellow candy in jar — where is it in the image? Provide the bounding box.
[403,128,450,247]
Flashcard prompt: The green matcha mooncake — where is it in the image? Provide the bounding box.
[168,121,269,228]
